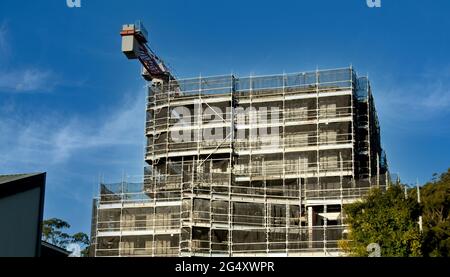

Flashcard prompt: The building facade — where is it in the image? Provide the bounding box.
[92,67,388,257]
[0,173,46,257]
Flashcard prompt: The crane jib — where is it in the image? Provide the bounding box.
[121,22,174,82]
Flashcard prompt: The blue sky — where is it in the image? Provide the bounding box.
[0,0,449,235]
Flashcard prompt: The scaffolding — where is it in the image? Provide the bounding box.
[92,67,389,257]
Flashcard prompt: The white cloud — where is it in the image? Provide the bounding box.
[0,69,59,93]
[375,69,450,122]
[421,81,450,110]
[0,89,146,215]
[0,88,146,169]
[0,23,63,93]
[50,92,146,163]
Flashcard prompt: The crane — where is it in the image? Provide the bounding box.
[120,21,174,82]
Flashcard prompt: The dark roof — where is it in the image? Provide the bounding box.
[0,173,46,199]
[41,241,71,257]
[0,173,43,185]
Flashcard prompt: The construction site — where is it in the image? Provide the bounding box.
[90,22,389,257]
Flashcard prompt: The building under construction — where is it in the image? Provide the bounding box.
[91,66,389,257]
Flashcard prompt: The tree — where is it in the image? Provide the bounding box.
[42,218,71,247]
[419,168,450,257]
[42,218,90,257]
[340,185,422,257]
[71,232,90,257]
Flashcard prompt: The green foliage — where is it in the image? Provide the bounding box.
[71,232,90,257]
[42,218,72,247]
[71,232,90,246]
[42,218,90,257]
[342,168,450,257]
[342,185,422,257]
[420,168,450,257]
